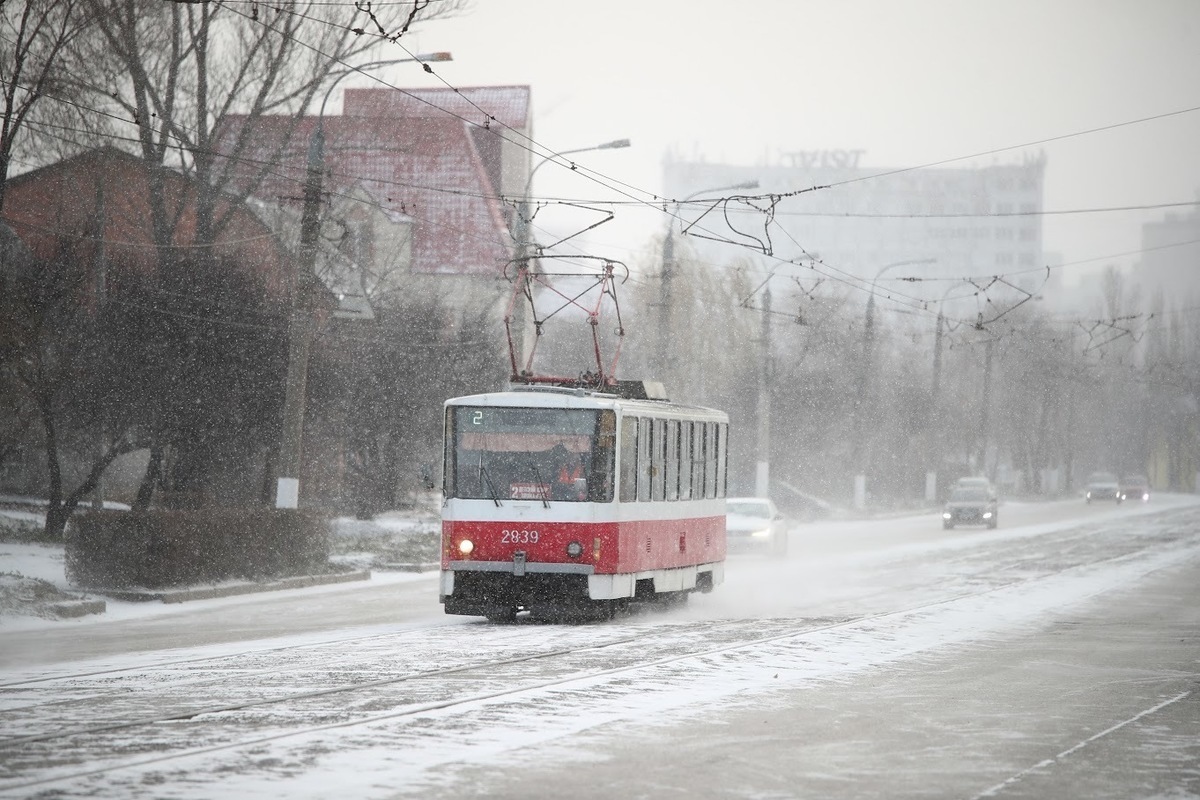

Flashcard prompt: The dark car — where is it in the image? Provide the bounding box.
[1085,471,1121,503]
[943,487,998,530]
[1118,475,1151,502]
[952,476,997,500]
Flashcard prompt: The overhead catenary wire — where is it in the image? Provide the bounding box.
[6,7,1198,348]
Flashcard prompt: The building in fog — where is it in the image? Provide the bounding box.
[663,149,1049,305]
[1139,200,1200,308]
[218,86,530,316]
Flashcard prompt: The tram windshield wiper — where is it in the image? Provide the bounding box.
[530,463,551,508]
[478,454,503,507]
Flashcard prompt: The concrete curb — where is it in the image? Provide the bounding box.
[47,598,108,618]
[374,562,439,573]
[102,569,373,604]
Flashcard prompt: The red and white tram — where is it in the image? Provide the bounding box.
[439,382,729,621]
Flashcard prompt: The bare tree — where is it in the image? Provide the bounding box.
[0,0,98,211]
[82,0,466,249]
[1,237,144,537]
[63,0,465,505]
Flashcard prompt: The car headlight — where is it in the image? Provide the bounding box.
[983,511,993,519]
[750,528,771,538]
[942,511,952,519]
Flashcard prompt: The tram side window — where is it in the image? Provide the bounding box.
[651,418,666,501]
[619,416,637,503]
[692,421,705,500]
[590,410,617,502]
[637,416,652,502]
[678,421,692,501]
[705,421,718,498]
[442,408,455,496]
[665,419,680,501]
[717,422,728,498]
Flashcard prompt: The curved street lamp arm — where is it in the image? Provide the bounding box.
[318,53,453,119]
[523,138,631,201]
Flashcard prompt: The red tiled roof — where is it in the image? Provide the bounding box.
[218,110,514,277]
[342,85,530,130]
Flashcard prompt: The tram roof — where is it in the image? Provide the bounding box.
[444,385,727,420]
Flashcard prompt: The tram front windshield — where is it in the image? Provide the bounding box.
[445,407,615,503]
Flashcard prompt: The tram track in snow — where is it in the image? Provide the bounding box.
[2,508,1198,797]
[0,618,470,690]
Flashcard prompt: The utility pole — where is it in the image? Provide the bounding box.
[926,307,945,503]
[91,184,107,510]
[755,282,771,497]
[275,128,323,509]
[931,309,945,398]
[275,54,452,509]
[657,225,674,383]
[976,338,995,474]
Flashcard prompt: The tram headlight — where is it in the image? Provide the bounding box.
[457,539,474,556]
[566,541,583,558]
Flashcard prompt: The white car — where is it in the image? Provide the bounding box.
[725,497,788,556]
[1085,472,1121,503]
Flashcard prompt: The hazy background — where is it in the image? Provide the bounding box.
[359,0,1200,286]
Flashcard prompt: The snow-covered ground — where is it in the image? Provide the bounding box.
[2,494,1199,798]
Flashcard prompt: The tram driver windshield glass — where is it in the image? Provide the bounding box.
[446,408,615,503]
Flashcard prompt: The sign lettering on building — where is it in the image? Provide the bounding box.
[781,149,866,169]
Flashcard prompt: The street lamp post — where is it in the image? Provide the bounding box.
[510,138,630,374]
[657,180,759,381]
[926,281,968,501]
[514,138,631,255]
[275,53,452,509]
[850,257,937,509]
[755,278,771,497]
[931,281,970,400]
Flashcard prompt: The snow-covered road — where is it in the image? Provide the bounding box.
[2,495,1199,799]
